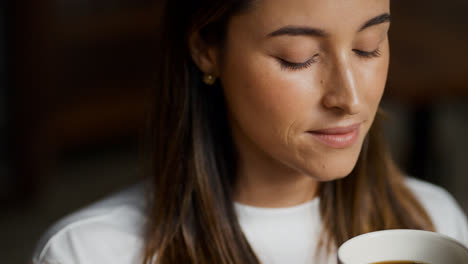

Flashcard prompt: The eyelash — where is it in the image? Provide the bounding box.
[278,48,382,71]
[278,56,317,71]
[353,48,382,59]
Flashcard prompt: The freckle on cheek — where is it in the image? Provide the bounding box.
[320,162,326,170]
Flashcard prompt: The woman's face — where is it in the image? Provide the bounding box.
[218,0,391,181]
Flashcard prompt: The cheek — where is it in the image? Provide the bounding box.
[220,52,318,143]
[363,46,389,110]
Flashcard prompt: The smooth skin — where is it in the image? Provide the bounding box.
[190,0,391,208]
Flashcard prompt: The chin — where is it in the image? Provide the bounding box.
[299,150,362,182]
[323,166,356,181]
[311,166,356,182]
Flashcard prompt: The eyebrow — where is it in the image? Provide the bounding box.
[359,13,392,32]
[267,13,391,38]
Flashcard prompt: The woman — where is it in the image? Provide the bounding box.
[33,0,468,263]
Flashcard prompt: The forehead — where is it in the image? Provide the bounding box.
[232,0,390,38]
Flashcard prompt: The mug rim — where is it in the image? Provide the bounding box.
[338,229,468,262]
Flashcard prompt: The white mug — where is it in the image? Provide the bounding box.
[337,229,468,264]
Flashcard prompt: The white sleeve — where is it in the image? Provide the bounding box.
[406,177,468,247]
[31,184,146,264]
[438,190,468,246]
[32,216,145,264]
[33,228,79,264]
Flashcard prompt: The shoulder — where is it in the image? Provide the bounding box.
[405,177,468,246]
[32,183,147,264]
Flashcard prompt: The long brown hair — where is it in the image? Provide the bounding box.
[144,1,434,263]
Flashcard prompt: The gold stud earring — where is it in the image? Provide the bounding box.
[203,73,216,85]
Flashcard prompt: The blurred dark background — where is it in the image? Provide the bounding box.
[1,1,467,263]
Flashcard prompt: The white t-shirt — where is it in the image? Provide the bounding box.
[32,178,468,264]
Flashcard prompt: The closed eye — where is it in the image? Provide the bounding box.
[277,55,319,71]
[353,48,382,58]
[277,49,381,71]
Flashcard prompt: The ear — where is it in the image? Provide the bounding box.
[188,31,220,76]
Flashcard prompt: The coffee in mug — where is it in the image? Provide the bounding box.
[372,261,429,264]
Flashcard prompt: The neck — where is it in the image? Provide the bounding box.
[232,133,318,208]
[233,171,318,208]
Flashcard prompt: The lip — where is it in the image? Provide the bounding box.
[307,123,361,149]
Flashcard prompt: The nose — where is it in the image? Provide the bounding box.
[321,53,361,115]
